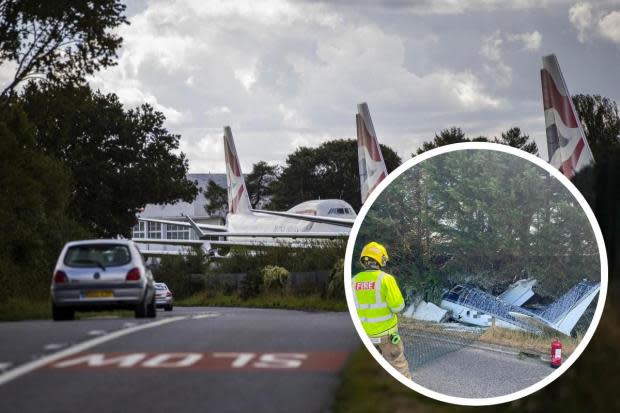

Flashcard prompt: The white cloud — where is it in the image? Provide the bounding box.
[81,0,620,173]
[405,0,575,14]
[569,2,594,42]
[480,31,504,61]
[599,11,620,43]
[479,31,513,87]
[508,30,542,50]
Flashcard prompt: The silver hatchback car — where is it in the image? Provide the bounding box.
[154,282,173,311]
[50,239,156,321]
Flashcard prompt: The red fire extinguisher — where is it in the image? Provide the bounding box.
[550,338,562,368]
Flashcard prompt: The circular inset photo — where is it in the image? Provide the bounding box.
[344,143,607,406]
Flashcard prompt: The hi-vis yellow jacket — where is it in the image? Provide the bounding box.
[352,270,406,337]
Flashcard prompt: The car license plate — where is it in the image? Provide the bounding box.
[84,291,113,298]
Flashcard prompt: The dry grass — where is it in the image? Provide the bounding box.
[399,317,580,356]
[479,325,580,356]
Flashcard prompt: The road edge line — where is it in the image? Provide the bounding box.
[0,316,186,386]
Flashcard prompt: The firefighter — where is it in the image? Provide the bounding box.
[352,242,412,379]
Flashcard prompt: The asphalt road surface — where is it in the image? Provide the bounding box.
[411,344,554,398]
[0,307,360,413]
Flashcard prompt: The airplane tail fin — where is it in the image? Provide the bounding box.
[356,103,388,204]
[538,280,600,335]
[497,278,537,307]
[223,126,252,215]
[541,54,594,178]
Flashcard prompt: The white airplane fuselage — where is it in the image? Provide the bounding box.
[225,199,355,244]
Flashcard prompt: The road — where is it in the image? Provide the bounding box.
[0,307,360,413]
[411,344,554,398]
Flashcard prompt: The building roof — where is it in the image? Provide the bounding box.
[139,173,226,219]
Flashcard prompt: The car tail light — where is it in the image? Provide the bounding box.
[53,270,67,284]
[166,291,172,297]
[126,268,141,281]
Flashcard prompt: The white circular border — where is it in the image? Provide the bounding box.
[344,142,608,406]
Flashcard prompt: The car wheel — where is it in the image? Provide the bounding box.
[146,295,157,318]
[52,303,75,321]
[165,305,173,312]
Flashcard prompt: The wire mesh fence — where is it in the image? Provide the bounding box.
[398,318,485,370]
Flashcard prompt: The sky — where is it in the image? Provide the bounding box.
[19,1,620,172]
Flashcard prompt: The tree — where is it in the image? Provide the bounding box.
[18,82,198,237]
[0,103,87,301]
[494,127,538,154]
[269,139,401,211]
[0,0,128,97]
[204,180,227,217]
[573,94,620,160]
[355,150,598,298]
[416,127,468,155]
[416,126,538,155]
[246,161,280,209]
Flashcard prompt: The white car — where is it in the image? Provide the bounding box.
[50,239,156,321]
[154,282,173,311]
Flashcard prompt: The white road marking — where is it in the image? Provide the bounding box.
[44,343,68,351]
[0,316,186,387]
[192,313,220,319]
[87,330,106,336]
[123,322,137,328]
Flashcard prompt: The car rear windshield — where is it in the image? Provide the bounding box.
[155,284,166,290]
[64,244,132,268]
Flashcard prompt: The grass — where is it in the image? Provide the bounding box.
[0,297,51,321]
[478,325,580,356]
[178,291,348,312]
[332,346,452,413]
[399,318,580,357]
[0,297,135,321]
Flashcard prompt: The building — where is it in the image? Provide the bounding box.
[132,173,226,254]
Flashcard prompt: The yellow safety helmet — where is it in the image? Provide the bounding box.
[360,242,389,267]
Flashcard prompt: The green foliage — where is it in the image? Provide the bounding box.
[416,126,538,155]
[217,241,346,274]
[261,265,289,291]
[494,127,538,155]
[152,248,209,299]
[0,103,88,302]
[416,127,468,154]
[269,139,401,211]
[239,268,264,300]
[355,150,599,300]
[0,0,128,96]
[573,93,620,160]
[204,179,227,216]
[246,161,280,209]
[18,82,198,237]
[326,258,345,299]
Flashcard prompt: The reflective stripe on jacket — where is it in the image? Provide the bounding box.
[352,270,405,337]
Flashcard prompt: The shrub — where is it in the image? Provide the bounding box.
[262,265,289,292]
[239,268,263,300]
[152,248,209,299]
[327,258,345,299]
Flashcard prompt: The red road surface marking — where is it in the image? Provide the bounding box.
[46,352,349,372]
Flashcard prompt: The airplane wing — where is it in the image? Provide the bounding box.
[198,231,349,239]
[508,312,556,336]
[251,209,355,227]
[139,249,197,256]
[132,238,206,247]
[137,217,227,232]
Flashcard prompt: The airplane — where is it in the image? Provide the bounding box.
[133,103,389,252]
[407,278,600,336]
[541,54,595,179]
